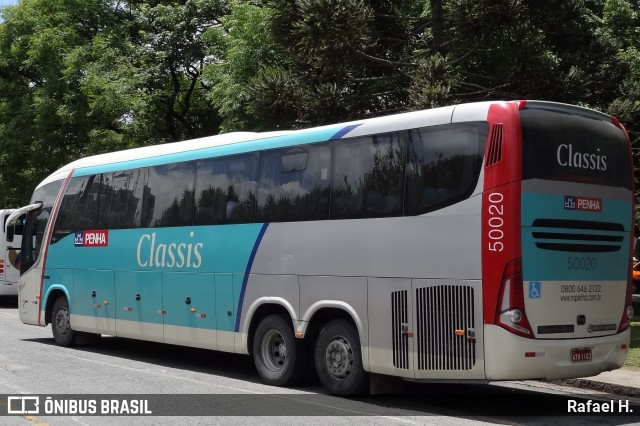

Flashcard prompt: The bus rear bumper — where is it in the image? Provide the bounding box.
[484,324,629,380]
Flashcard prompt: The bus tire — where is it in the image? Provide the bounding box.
[252,314,307,387]
[314,319,368,395]
[51,297,76,347]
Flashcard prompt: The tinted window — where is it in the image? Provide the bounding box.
[194,154,257,224]
[405,123,488,215]
[99,169,146,229]
[143,162,196,227]
[257,144,332,221]
[521,107,631,189]
[332,133,405,218]
[53,175,101,242]
[44,121,490,240]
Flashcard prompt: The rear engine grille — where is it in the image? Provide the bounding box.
[531,219,624,253]
[391,290,409,369]
[416,285,475,371]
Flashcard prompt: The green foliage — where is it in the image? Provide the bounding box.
[0,0,227,206]
[626,321,640,367]
[0,0,108,205]
[204,1,285,131]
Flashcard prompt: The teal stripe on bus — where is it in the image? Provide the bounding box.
[44,224,267,331]
[73,125,352,177]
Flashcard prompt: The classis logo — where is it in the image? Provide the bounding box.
[556,144,607,171]
[136,232,204,269]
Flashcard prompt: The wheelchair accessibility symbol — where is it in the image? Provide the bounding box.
[529,282,541,299]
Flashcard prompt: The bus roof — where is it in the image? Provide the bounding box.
[39,100,612,189]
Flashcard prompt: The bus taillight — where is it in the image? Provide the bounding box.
[618,263,634,333]
[495,258,534,338]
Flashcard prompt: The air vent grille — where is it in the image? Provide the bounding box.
[416,285,475,371]
[391,290,409,369]
[531,219,624,253]
[485,124,503,166]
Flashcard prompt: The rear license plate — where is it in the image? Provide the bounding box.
[571,348,592,362]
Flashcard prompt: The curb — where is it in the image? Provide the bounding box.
[551,378,640,398]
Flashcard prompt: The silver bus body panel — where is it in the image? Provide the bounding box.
[243,192,484,377]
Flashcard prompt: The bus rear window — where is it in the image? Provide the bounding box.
[520,107,631,189]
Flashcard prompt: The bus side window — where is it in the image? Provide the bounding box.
[195,154,258,225]
[332,133,404,219]
[405,123,487,215]
[52,176,100,243]
[257,144,331,222]
[144,162,196,228]
[100,169,146,229]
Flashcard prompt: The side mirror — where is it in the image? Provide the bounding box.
[5,202,43,236]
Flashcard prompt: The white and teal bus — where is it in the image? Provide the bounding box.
[8,100,635,394]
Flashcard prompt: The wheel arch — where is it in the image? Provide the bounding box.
[245,298,297,356]
[43,285,71,325]
[302,301,369,372]
[302,301,364,338]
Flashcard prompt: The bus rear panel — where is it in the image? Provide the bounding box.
[484,101,632,379]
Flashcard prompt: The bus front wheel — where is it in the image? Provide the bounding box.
[314,319,368,394]
[51,297,76,347]
[252,314,307,387]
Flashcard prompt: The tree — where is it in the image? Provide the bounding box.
[597,0,640,230]
[81,0,228,148]
[0,0,228,206]
[0,0,110,205]
[206,0,422,131]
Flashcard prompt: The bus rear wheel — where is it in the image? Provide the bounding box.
[51,297,76,347]
[314,319,368,395]
[252,314,307,387]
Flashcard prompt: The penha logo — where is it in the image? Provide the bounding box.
[564,196,602,212]
[74,230,109,247]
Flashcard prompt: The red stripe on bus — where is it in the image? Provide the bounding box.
[482,102,523,326]
[37,170,74,325]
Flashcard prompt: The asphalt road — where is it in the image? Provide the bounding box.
[0,296,638,426]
